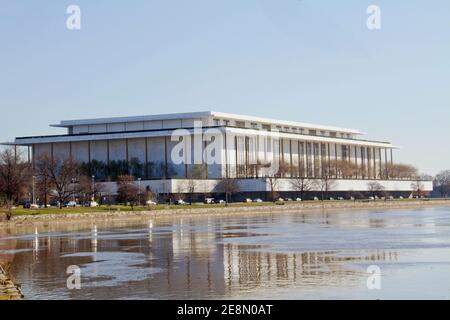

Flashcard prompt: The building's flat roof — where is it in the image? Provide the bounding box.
[211,111,362,134]
[50,111,362,135]
[13,126,396,149]
[50,111,212,128]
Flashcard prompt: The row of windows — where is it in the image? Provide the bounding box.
[213,119,354,139]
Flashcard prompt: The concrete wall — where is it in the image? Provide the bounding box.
[274,179,433,193]
[95,178,433,196]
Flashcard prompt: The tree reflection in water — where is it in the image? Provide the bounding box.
[1,207,449,299]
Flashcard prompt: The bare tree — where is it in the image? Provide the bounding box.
[185,165,204,204]
[385,163,418,179]
[266,175,279,202]
[35,171,52,207]
[434,170,450,198]
[216,178,240,205]
[145,187,157,205]
[278,161,291,178]
[0,148,31,219]
[367,182,385,199]
[76,175,105,204]
[116,175,139,209]
[35,154,80,209]
[290,177,312,200]
[101,183,114,208]
[329,159,359,179]
[173,182,187,202]
[313,178,337,201]
[313,166,337,201]
[264,161,290,202]
[186,180,197,204]
[411,180,427,198]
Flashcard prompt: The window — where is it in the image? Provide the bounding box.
[309,130,317,136]
[213,119,220,126]
[262,124,271,131]
[251,123,258,129]
[342,145,349,160]
[330,132,337,137]
[320,131,326,136]
[235,121,245,128]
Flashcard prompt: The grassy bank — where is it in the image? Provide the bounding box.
[9,198,449,217]
[0,198,446,224]
[10,202,269,216]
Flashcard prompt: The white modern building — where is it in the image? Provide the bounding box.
[12,111,432,199]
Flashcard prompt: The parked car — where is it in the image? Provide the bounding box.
[204,198,215,204]
[24,202,40,209]
[329,197,335,201]
[276,198,284,202]
[369,196,375,201]
[50,201,60,208]
[295,198,302,202]
[253,198,263,203]
[176,199,187,205]
[64,201,77,208]
[244,198,253,203]
[217,200,226,204]
[285,198,292,201]
[146,200,157,206]
[313,197,319,201]
[338,197,344,201]
[84,201,99,207]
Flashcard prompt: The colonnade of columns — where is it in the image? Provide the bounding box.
[230,135,394,180]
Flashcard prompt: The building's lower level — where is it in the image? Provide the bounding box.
[97,178,433,202]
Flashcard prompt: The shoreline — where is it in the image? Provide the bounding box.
[0,265,23,300]
[1,199,449,228]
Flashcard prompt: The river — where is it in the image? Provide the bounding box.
[1,206,450,299]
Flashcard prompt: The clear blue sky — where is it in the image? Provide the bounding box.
[1,1,449,175]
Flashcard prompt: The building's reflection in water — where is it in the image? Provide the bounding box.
[0,214,405,300]
[223,244,398,295]
[91,225,98,255]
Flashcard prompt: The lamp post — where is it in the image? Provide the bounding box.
[138,178,142,206]
[72,178,76,203]
[91,175,95,202]
[32,175,36,206]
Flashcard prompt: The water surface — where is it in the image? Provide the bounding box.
[1,207,450,299]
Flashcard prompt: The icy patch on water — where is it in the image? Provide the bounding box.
[61,251,161,288]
